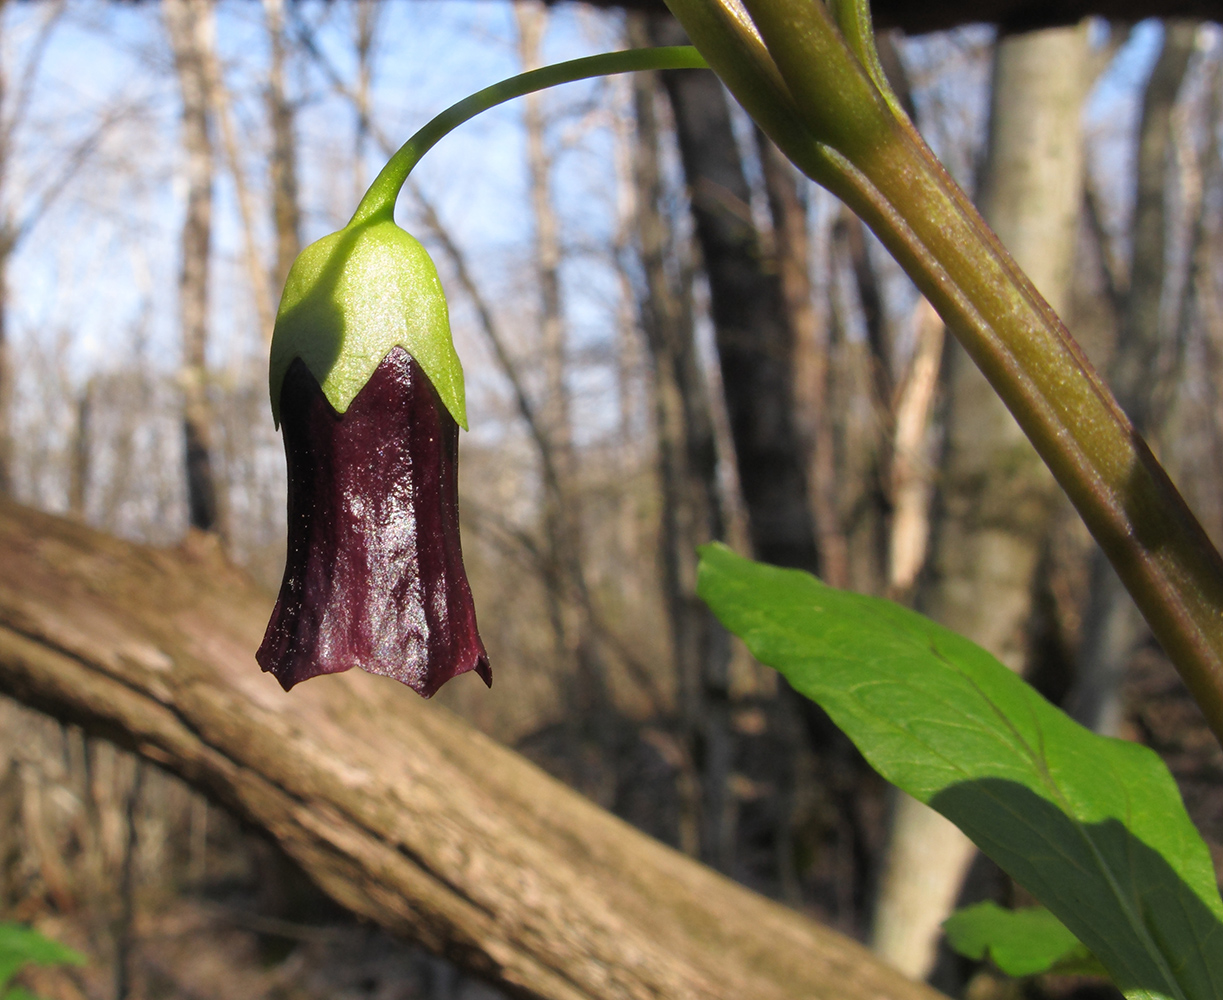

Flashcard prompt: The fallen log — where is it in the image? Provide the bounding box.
[0,499,942,1000]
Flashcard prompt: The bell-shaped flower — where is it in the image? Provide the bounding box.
[257,218,490,697]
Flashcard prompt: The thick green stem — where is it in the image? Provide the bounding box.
[350,46,708,225]
[666,0,1223,747]
[841,131,1223,747]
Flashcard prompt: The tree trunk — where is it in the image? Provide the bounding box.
[1071,21,1198,737]
[352,0,379,205]
[164,0,220,536]
[628,11,733,869]
[756,132,850,589]
[871,22,1091,980]
[206,33,273,342]
[0,251,10,498]
[888,299,945,597]
[649,14,818,575]
[0,497,951,1000]
[68,378,92,519]
[263,0,301,294]
[0,2,11,500]
[516,1,571,470]
[647,13,826,908]
[829,207,893,596]
[514,2,615,736]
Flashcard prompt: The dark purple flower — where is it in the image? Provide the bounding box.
[257,346,490,697]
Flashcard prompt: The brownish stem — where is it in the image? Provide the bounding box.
[669,0,1223,748]
[834,127,1223,746]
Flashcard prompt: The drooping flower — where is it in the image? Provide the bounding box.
[257,217,489,697]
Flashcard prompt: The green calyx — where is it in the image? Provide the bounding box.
[268,217,467,430]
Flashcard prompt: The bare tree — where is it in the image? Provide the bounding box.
[887,298,945,596]
[513,2,623,736]
[627,11,732,867]
[164,0,221,536]
[263,0,301,293]
[648,14,820,576]
[0,0,108,498]
[756,133,849,590]
[516,2,571,471]
[872,21,1092,980]
[205,29,274,341]
[351,0,381,206]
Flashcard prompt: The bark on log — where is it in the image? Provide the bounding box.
[0,499,944,1000]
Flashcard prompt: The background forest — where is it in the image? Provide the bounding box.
[0,2,1220,999]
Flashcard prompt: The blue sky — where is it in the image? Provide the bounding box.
[1,5,1188,469]
[7,2,623,401]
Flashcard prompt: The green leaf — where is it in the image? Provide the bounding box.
[943,902,1106,978]
[0,924,86,991]
[269,218,466,430]
[696,543,1223,1000]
